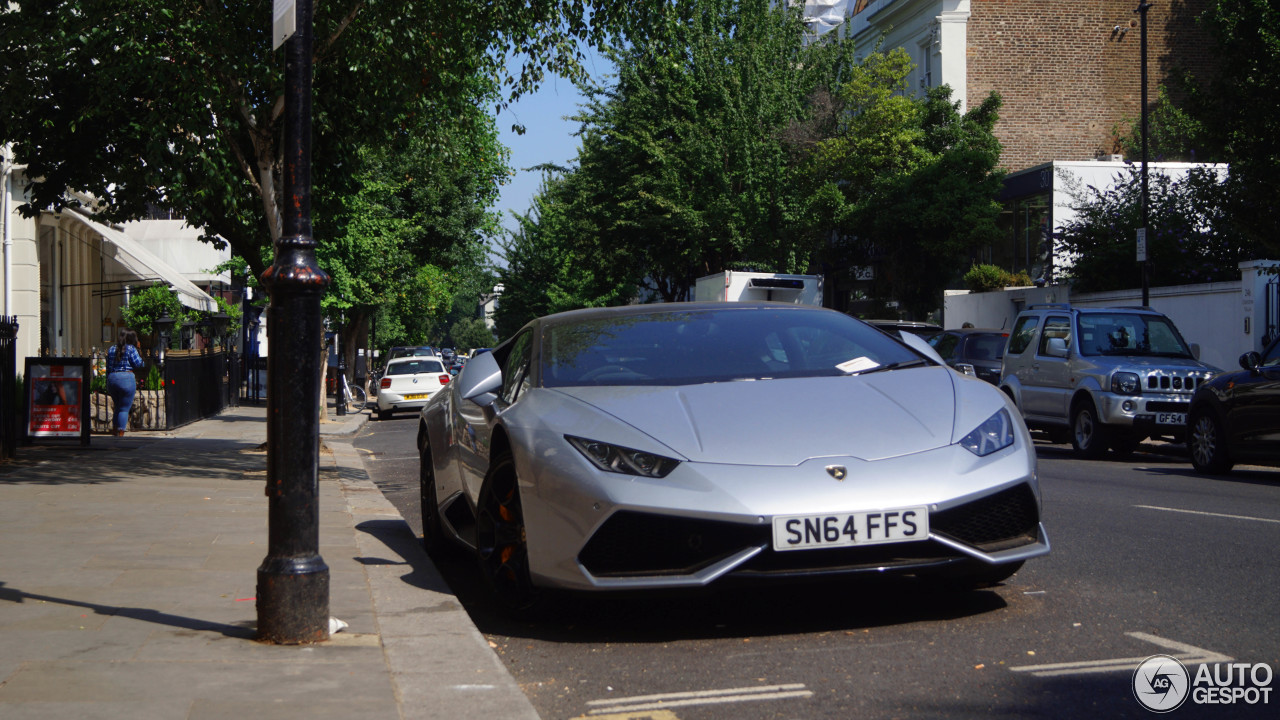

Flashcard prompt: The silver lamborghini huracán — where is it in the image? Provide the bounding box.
[417,303,1049,610]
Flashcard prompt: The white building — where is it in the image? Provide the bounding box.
[2,144,225,360]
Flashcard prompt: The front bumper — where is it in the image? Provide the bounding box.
[521,440,1047,592]
[1096,392,1192,430]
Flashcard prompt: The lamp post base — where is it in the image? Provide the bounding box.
[256,556,330,644]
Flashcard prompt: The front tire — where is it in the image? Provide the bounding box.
[475,453,539,612]
[1188,408,1233,474]
[1071,398,1110,459]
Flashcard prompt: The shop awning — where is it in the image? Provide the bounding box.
[65,210,218,312]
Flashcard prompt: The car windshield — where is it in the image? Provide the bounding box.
[1076,313,1194,358]
[542,307,926,387]
[386,359,444,375]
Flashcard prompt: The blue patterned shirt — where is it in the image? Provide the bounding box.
[107,344,145,373]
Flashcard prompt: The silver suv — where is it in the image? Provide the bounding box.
[1000,304,1219,457]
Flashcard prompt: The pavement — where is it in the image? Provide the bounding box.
[0,399,541,720]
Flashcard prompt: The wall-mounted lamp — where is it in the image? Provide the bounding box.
[154,310,175,366]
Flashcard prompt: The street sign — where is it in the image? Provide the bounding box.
[1136,227,1147,262]
[273,0,296,50]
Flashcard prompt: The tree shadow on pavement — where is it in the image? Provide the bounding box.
[0,581,256,639]
[0,438,268,485]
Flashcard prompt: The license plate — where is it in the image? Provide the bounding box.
[772,507,928,551]
[1156,412,1186,425]
[402,393,429,400]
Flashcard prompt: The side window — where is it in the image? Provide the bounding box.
[1007,316,1039,355]
[930,333,959,360]
[1038,316,1071,355]
[500,331,533,405]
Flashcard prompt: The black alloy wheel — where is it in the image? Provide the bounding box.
[1188,408,1234,474]
[474,453,539,612]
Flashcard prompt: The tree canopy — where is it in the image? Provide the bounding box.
[1055,165,1249,292]
[1112,0,1280,258]
[0,0,662,278]
[496,2,1006,327]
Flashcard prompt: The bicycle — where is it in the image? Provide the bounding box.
[337,371,367,414]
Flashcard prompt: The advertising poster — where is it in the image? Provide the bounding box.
[26,360,88,440]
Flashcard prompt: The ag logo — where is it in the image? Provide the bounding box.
[825,465,847,481]
[1133,654,1189,712]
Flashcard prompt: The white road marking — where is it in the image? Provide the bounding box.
[1010,632,1233,678]
[585,683,813,715]
[1134,504,1280,524]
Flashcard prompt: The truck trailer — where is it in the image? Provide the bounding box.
[694,271,823,306]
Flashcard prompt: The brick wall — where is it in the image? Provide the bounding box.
[967,0,1216,171]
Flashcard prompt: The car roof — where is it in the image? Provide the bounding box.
[533,301,838,329]
[1025,304,1166,316]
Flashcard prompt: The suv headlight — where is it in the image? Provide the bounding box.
[959,409,1016,457]
[566,436,680,478]
[1111,372,1141,396]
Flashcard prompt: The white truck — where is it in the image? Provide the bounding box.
[694,271,823,306]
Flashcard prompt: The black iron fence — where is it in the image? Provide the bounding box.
[163,351,231,429]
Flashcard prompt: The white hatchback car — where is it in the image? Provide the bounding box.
[376,357,451,420]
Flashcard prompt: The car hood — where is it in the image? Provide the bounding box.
[1086,355,1222,374]
[552,367,960,465]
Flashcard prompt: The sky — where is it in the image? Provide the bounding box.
[491,50,614,241]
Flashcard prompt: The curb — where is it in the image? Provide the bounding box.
[327,439,540,720]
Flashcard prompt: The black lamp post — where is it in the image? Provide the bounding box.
[257,0,331,645]
[1137,1,1153,307]
[335,305,346,417]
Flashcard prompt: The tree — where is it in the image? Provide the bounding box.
[317,106,504,372]
[1110,0,1280,257]
[498,0,857,308]
[798,50,1006,318]
[120,285,186,339]
[0,1,662,279]
[449,318,498,353]
[1055,165,1249,292]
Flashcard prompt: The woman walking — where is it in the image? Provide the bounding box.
[106,328,146,436]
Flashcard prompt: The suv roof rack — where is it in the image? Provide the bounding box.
[1027,303,1071,310]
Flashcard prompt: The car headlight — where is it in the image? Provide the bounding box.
[1111,371,1141,396]
[959,408,1016,457]
[566,436,680,478]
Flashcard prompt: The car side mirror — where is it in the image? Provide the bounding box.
[1045,337,1069,358]
[899,331,946,365]
[456,349,502,404]
[1191,343,1201,360]
[1240,351,1263,372]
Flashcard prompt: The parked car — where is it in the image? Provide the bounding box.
[1187,336,1280,474]
[867,319,943,341]
[418,302,1048,611]
[387,346,440,361]
[1000,304,1220,457]
[375,357,451,420]
[929,328,1010,385]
